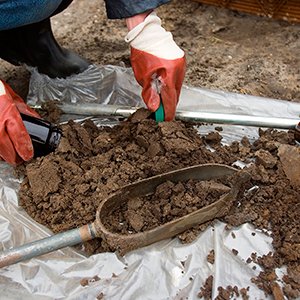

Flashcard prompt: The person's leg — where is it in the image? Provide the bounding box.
[0,0,63,30]
[50,0,73,17]
[0,0,90,78]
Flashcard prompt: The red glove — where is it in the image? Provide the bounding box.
[125,12,186,121]
[0,80,39,165]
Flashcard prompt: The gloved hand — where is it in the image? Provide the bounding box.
[125,12,186,121]
[0,80,39,165]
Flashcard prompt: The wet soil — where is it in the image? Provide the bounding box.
[18,108,300,298]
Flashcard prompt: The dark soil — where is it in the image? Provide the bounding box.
[103,179,231,234]
[18,108,300,299]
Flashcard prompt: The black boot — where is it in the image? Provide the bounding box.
[0,18,90,78]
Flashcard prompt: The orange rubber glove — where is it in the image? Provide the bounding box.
[0,80,39,165]
[125,12,186,121]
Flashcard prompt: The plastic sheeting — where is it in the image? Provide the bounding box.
[1,65,300,299]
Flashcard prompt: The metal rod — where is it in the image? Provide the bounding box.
[31,103,299,130]
[0,224,96,268]
[175,111,299,130]
[58,103,137,118]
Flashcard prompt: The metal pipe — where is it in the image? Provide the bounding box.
[175,111,299,130]
[31,103,299,130]
[0,224,97,268]
[58,103,137,118]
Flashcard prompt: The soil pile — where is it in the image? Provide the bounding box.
[18,109,300,298]
[103,179,231,234]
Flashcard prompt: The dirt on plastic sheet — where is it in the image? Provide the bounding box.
[19,109,231,247]
[18,107,300,298]
[197,275,250,300]
[207,249,215,264]
[198,275,214,299]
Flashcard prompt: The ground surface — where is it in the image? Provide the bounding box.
[2,1,300,299]
[0,0,299,102]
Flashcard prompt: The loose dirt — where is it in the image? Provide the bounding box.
[18,108,300,298]
[103,179,231,234]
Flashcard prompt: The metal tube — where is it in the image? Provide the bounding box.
[59,103,137,117]
[31,103,299,130]
[175,111,299,130]
[34,103,300,130]
[0,224,96,268]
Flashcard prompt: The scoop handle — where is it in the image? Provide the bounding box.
[0,224,97,268]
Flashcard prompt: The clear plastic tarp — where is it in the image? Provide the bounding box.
[1,65,299,299]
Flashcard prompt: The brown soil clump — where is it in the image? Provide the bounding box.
[197,276,250,300]
[80,275,100,287]
[198,275,213,299]
[38,101,63,124]
[18,109,300,298]
[103,179,231,234]
[207,250,215,265]
[216,285,250,300]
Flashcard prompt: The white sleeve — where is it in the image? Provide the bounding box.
[125,12,184,60]
[0,81,5,96]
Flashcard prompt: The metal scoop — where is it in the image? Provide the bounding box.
[0,164,250,268]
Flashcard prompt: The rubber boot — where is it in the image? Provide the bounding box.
[0,18,90,78]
